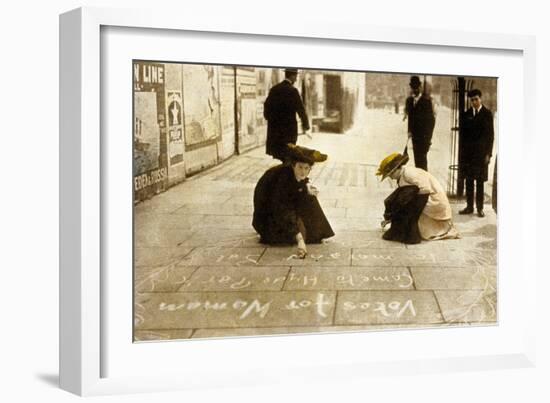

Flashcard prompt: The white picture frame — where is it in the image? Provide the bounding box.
[59,6,537,396]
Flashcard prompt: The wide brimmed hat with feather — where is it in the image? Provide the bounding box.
[287,143,328,164]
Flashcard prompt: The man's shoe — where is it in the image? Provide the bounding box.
[459,207,474,215]
[477,210,485,217]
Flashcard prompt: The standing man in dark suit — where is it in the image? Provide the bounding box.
[459,89,495,218]
[404,76,436,171]
[264,68,310,162]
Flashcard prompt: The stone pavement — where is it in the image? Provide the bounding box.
[134,107,497,341]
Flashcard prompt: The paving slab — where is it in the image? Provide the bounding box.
[315,198,338,208]
[180,266,290,292]
[223,195,254,207]
[327,231,406,249]
[258,244,352,266]
[329,217,383,232]
[176,246,265,267]
[167,194,233,205]
[134,213,205,231]
[135,266,199,292]
[351,248,496,267]
[284,267,414,290]
[134,329,194,342]
[135,291,337,329]
[345,207,387,219]
[134,227,196,248]
[321,207,347,218]
[435,290,497,323]
[201,215,256,229]
[190,323,461,339]
[411,266,496,290]
[176,228,261,248]
[134,199,185,215]
[135,246,194,268]
[172,203,253,216]
[336,198,384,210]
[335,291,444,325]
[405,235,497,251]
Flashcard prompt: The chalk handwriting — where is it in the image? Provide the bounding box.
[157,293,332,320]
[342,299,416,318]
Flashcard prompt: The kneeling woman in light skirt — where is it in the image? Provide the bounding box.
[376,152,459,244]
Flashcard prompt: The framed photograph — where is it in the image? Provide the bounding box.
[60,7,537,396]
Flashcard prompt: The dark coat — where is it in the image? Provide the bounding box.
[382,185,429,244]
[460,105,494,181]
[252,164,334,244]
[405,94,435,147]
[264,80,309,160]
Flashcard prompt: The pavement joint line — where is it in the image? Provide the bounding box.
[407,266,416,290]
[168,246,196,267]
[175,266,201,292]
[280,267,293,291]
[332,290,339,325]
[255,247,268,264]
[141,322,473,333]
[431,289,446,324]
[140,289,453,296]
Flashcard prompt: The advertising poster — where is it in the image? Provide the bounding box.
[220,66,236,140]
[182,65,221,149]
[167,91,184,165]
[236,67,257,153]
[133,61,168,201]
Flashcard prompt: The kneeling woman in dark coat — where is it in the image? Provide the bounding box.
[252,144,334,258]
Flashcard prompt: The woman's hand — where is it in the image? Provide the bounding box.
[307,183,319,197]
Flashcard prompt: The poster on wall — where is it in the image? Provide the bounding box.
[134,92,160,174]
[220,67,235,138]
[166,91,184,165]
[219,66,236,159]
[236,67,258,153]
[182,65,221,149]
[133,61,168,201]
[255,68,271,130]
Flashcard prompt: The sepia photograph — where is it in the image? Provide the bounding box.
[132,61,497,342]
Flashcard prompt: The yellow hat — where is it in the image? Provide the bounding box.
[376,153,409,180]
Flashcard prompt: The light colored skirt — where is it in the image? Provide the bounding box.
[418,214,460,241]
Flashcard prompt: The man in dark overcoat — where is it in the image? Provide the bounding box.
[263,68,310,162]
[404,76,436,171]
[459,88,495,217]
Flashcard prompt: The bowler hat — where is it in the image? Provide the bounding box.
[409,75,421,89]
[287,144,328,164]
[376,152,409,180]
[284,68,299,74]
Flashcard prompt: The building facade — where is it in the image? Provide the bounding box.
[133,62,364,202]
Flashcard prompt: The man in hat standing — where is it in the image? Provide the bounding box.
[404,76,436,171]
[459,89,494,217]
[263,68,310,162]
